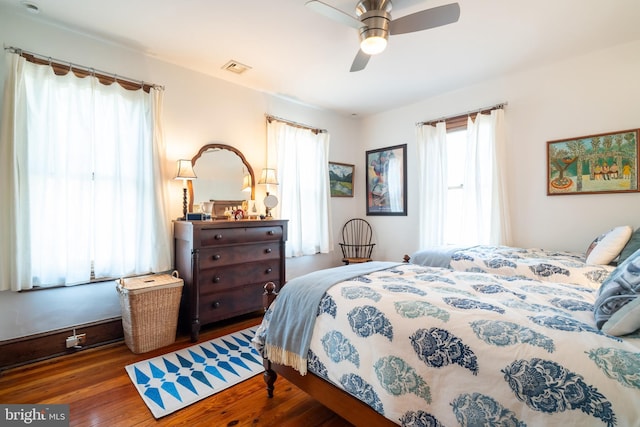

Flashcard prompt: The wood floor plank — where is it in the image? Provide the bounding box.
[0,314,354,427]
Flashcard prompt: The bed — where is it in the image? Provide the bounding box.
[407,245,616,289]
[253,260,640,427]
[405,227,640,291]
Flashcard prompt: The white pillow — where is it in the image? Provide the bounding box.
[585,225,633,265]
[602,297,640,336]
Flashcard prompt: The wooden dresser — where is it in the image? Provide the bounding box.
[174,219,287,341]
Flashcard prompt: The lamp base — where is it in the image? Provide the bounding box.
[181,187,188,221]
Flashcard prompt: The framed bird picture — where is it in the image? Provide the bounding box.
[366,144,407,215]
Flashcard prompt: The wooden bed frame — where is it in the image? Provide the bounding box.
[261,283,397,427]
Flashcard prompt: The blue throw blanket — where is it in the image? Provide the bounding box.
[263,261,401,374]
[410,245,466,268]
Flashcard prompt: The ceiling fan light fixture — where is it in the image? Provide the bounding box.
[307,0,460,72]
[360,34,387,55]
[357,7,390,56]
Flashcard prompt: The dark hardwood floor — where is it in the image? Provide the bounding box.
[0,314,354,426]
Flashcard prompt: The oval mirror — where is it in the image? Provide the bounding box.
[187,143,255,213]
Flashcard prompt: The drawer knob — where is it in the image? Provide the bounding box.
[214,234,223,240]
[213,254,221,260]
[212,301,220,309]
[268,230,275,235]
[265,267,273,274]
[213,276,221,283]
[265,248,272,254]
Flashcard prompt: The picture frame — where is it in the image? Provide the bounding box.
[547,129,639,195]
[329,162,355,197]
[366,144,407,215]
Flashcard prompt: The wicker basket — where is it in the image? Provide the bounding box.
[117,271,183,354]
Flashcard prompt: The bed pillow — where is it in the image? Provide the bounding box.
[618,227,640,264]
[593,247,640,336]
[585,225,633,265]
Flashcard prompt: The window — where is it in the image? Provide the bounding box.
[0,52,171,291]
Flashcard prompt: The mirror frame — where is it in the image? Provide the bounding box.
[187,143,256,213]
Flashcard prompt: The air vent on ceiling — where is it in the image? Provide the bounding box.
[21,1,40,13]
[222,60,251,75]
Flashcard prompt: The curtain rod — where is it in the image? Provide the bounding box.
[4,45,164,92]
[265,114,327,134]
[416,102,508,127]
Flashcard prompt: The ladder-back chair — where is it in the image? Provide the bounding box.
[339,218,375,265]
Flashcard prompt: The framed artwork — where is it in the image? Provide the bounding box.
[329,162,354,197]
[547,129,639,195]
[366,144,407,215]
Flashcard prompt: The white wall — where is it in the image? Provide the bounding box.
[0,6,360,340]
[362,40,640,261]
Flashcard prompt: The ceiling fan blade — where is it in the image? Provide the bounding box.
[350,49,370,72]
[305,0,362,29]
[389,2,460,35]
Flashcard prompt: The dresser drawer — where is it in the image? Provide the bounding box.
[198,260,280,292]
[198,283,266,324]
[198,242,280,269]
[199,225,284,247]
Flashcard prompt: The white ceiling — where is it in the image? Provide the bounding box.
[2,0,640,117]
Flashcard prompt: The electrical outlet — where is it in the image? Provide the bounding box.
[65,333,87,348]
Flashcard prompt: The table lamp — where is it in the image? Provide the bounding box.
[174,159,197,220]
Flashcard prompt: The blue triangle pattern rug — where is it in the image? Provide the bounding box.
[125,326,262,418]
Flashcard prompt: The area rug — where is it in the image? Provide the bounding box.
[125,326,262,418]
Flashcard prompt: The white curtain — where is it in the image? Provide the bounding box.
[0,52,171,291]
[0,53,30,291]
[461,108,510,245]
[416,122,448,248]
[267,120,332,257]
[415,108,510,248]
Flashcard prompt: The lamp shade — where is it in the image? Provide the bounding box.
[242,173,252,192]
[174,159,197,180]
[257,168,278,185]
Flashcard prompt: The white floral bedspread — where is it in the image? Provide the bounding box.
[415,245,615,289]
[257,263,640,426]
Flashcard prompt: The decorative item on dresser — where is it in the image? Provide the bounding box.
[174,219,288,342]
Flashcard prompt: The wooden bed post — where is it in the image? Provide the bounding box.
[262,281,278,311]
[262,281,279,398]
[263,359,277,398]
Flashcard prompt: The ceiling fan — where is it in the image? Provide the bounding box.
[306,0,460,72]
